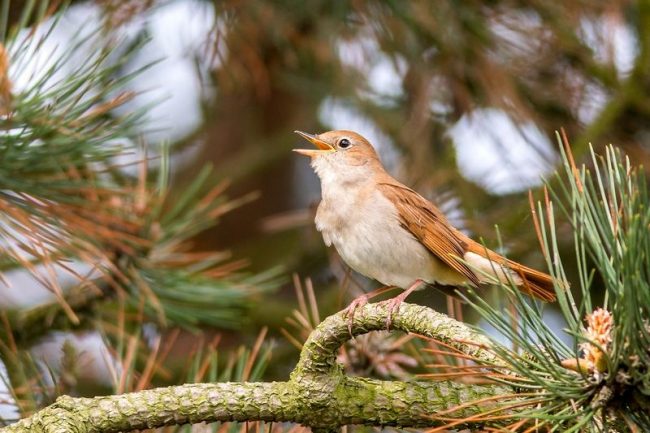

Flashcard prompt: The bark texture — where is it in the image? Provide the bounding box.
[1,302,512,433]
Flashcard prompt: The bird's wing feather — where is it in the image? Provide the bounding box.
[378,182,481,286]
[377,180,556,301]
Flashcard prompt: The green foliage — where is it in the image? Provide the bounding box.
[0,1,279,423]
[549,141,650,429]
[0,0,277,330]
[458,135,650,431]
[0,5,146,201]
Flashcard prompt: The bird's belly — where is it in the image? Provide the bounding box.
[321,213,465,289]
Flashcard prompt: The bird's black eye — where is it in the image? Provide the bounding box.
[338,138,351,149]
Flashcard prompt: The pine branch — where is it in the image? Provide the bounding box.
[0,3,278,335]
[457,136,650,431]
[1,283,102,346]
[0,2,279,419]
[0,302,515,433]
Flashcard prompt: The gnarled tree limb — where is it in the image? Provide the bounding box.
[1,302,514,433]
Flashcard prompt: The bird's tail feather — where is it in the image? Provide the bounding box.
[504,259,557,302]
[465,241,557,302]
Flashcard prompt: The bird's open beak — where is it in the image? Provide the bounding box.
[292,131,335,157]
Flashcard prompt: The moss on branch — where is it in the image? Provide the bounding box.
[1,302,513,433]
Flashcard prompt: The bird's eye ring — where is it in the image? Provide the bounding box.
[338,138,351,149]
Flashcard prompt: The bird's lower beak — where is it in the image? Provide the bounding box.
[293,131,335,157]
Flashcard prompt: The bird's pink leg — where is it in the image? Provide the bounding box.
[385,279,425,329]
[343,285,399,335]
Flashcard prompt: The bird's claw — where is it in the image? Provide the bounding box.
[384,296,404,330]
[342,286,398,336]
[343,295,369,336]
[383,280,423,330]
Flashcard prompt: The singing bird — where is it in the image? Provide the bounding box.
[293,130,556,326]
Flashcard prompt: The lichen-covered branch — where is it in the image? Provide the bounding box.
[294,301,497,377]
[1,302,514,433]
[3,379,509,433]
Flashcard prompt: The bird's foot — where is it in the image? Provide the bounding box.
[343,296,369,336]
[343,286,397,336]
[384,279,424,329]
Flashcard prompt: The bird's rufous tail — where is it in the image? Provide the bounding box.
[502,258,557,302]
[466,241,557,302]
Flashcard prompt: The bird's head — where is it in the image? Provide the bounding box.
[293,130,382,182]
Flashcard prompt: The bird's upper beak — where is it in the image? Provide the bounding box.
[293,131,335,157]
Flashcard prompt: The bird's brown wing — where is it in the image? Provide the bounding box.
[378,182,481,286]
[377,180,557,301]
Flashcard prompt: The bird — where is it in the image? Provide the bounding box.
[293,129,556,328]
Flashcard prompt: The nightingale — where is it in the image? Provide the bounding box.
[293,130,556,326]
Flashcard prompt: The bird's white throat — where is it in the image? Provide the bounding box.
[311,154,375,232]
[311,152,375,189]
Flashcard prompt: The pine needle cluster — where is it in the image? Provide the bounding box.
[447,133,650,432]
[0,1,277,423]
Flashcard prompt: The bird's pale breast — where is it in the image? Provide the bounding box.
[315,187,466,288]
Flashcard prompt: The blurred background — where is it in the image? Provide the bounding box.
[1,0,649,428]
